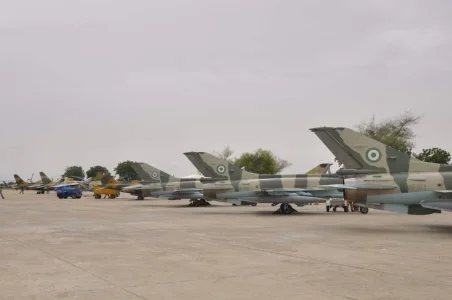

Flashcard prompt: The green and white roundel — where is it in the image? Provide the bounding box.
[152,172,158,178]
[216,164,226,174]
[365,148,381,162]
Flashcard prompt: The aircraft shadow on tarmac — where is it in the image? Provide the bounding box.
[132,204,354,216]
[135,203,220,209]
[329,224,452,236]
[119,199,366,216]
[422,224,452,235]
[187,210,347,216]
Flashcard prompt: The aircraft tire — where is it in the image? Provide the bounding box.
[280,203,292,214]
[360,207,369,214]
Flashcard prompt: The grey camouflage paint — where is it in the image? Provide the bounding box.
[123,163,203,200]
[183,152,343,201]
[310,127,452,214]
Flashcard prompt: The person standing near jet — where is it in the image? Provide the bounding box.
[0,186,4,199]
[19,187,24,194]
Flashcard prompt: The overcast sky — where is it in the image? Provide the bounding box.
[1,0,451,181]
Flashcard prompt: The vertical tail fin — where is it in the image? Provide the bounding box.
[130,163,172,183]
[305,163,333,175]
[91,172,104,181]
[100,174,120,185]
[39,172,52,184]
[14,174,25,184]
[309,127,450,174]
[183,152,258,181]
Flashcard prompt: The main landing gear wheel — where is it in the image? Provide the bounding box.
[190,199,210,207]
[360,207,369,214]
[136,195,144,200]
[200,199,210,206]
[274,203,297,215]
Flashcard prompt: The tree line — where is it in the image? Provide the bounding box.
[63,111,451,179]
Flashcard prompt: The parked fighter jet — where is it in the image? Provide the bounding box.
[310,126,452,215]
[36,172,88,193]
[123,162,208,206]
[13,174,42,191]
[183,152,343,214]
[95,174,142,191]
[1,181,14,188]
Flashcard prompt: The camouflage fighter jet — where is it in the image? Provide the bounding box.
[96,174,142,191]
[36,172,89,193]
[87,172,136,195]
[86,172,106,190]
[305,163,334,175]
[13,174,43,191]
[1,181,14,189]
[122,162,207,205]
[183,152,344,214]
[310,126,452,215]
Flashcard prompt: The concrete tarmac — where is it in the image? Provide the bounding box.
[1,190,452,299]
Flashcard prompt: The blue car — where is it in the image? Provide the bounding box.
[56,187,82,199]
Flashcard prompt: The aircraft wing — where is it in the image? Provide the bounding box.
[419,190,452,212]
[52,182,83,189]
[432,190,452,194]
[27,184,43,189]
[172,188,204,197]
[123,184,145,190]
[154,188,204,200]
[215,189,330,206]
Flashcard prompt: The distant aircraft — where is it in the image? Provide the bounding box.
[86,172,105,189]
[122,162,207,206]
[183,152,343,214]
[305,163,333,175]
[37,172,88,192]
[1,181,14,188]
[309,126,452,215]
[13,174,43,191]
[99,174,142,190]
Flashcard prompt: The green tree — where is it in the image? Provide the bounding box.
[356,111,421,154]
[63,166,85,179]
[114,160,140,181]
[86,166,111,179]
[413,148,451,164]
[233,148,291,174]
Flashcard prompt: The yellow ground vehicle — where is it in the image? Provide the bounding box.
[93,186,120,199]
